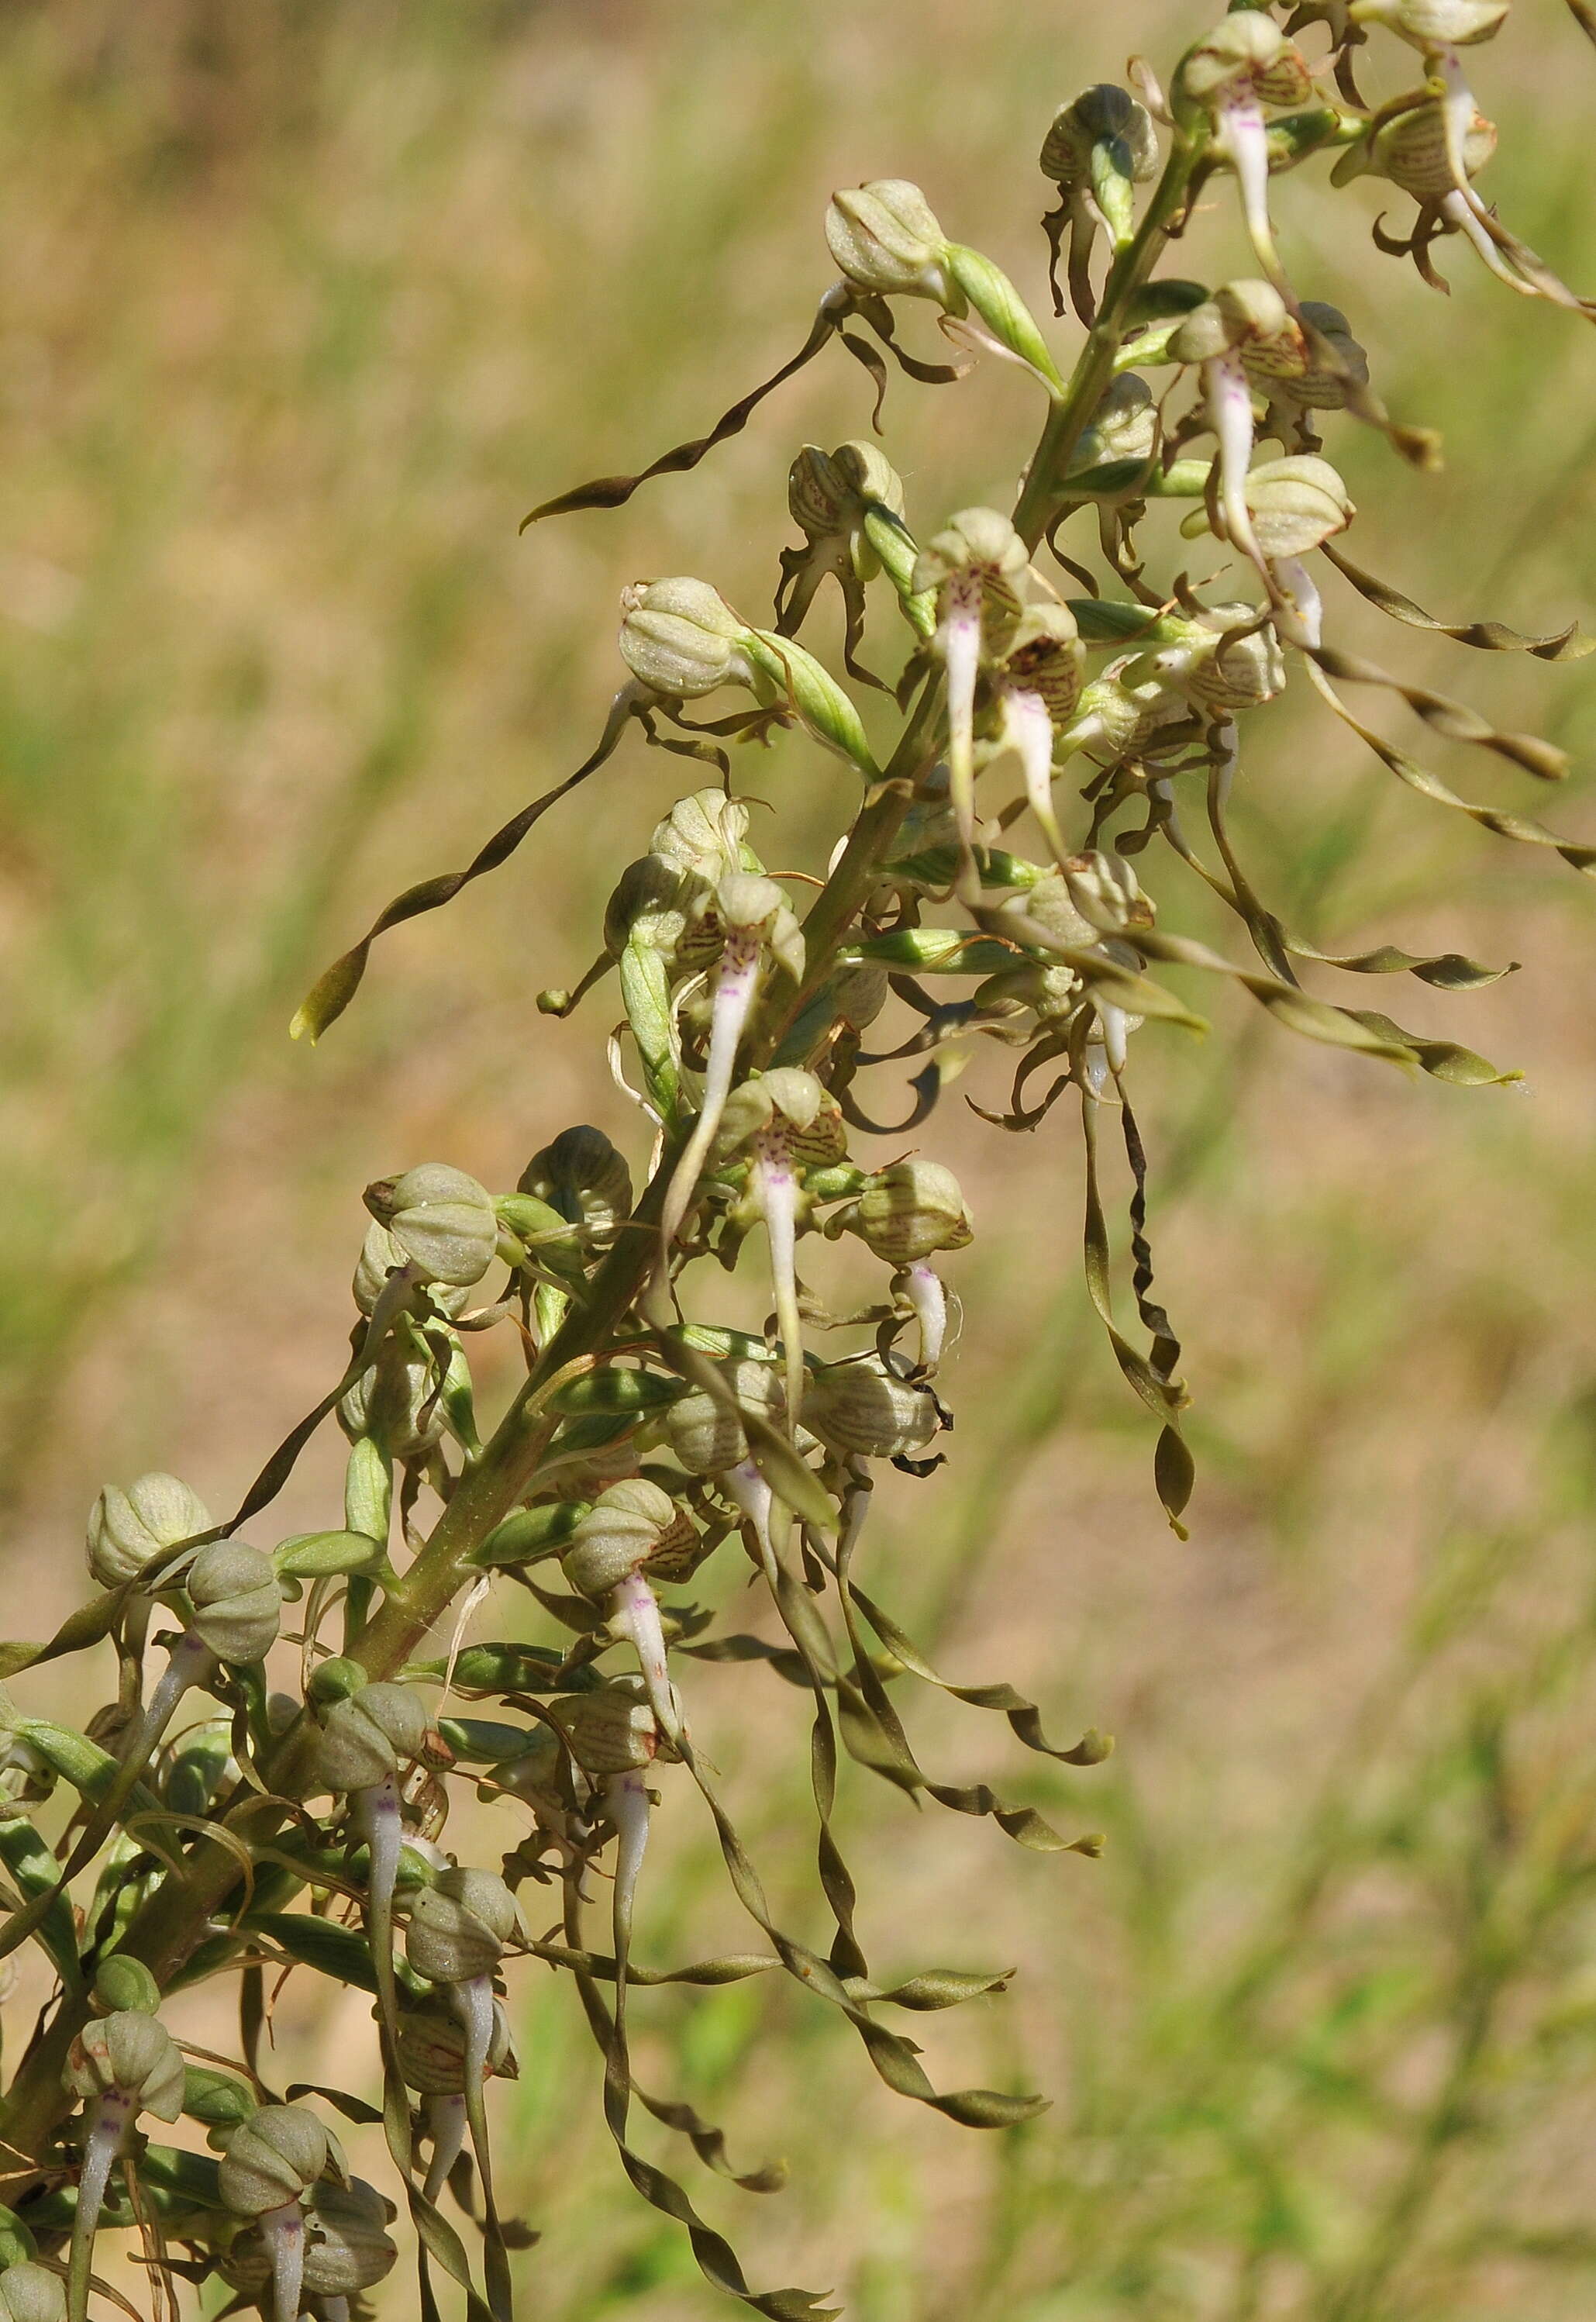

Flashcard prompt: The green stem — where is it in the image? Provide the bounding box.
[1012,143,1195,550]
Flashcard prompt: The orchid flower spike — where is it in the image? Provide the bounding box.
[63,2003,185,2322]
[912,508,1032,895]
[1175,18,1315,288]
[654,874,805,1296]
[715,1067,847,1427]
[562,1478,708,1740]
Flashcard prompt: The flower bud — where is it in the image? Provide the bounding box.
[184,1544,282,1665]
[1062,850,1154,935]
[519,1125,634,1254]
[618,578,754,699]
[1185,454,1353,558]
[353,1220,471,1320]
[315,1682,431,1794]
[1336,96,1496,198]
[1348,0,1508,44]
[549,1683,664,1777]
[912,507,1029,636]
[397,1996,517,2094]
[1001,604,1086,725]
[603,851,702,963]
[301,2179,398,2297]
[1239,298,1368,409]
[561,1479,699,1600]
[845,1161,974,1265]
[1179,610,1287,714]
[63,2013,184,2120]
[215,2238,273,2303]
[406,1865,526,1985]
[651,787,755,881]
[1067,374,1158,473]
[664,1358,791,1475]
[362,1164,497,1291]
[1171,278,1291,365]
[1040,85,1160,188]
[800,1362,943,1461]
[337,1335,447,1463]
[0,2225,34,2277]
[218,2104,331,2217]
[788,445,867,542]
[0,2265,66,2322]
[91,1958,160,2017]
[975,958,1084,1022]
[824,178,950,299]
[485,1721,566,1817]
[831,961,889,1032]
[182,2065,257,2134]
[787,440,909,595]
[87,1473,211,1591]
[1178,17,1314,112]
[999,868,1098,951]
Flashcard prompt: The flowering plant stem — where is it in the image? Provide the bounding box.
[3,14,1591,2312]
[1013,145,1195,548]
[0,650,946,2202]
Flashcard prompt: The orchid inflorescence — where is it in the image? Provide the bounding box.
[1,5,1592,2319]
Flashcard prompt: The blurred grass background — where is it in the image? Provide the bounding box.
[4,2,1596,2316]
